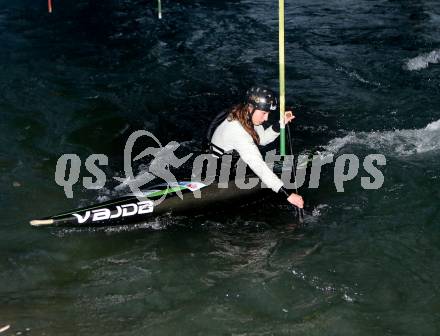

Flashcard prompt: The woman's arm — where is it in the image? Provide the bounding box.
[255,124,280,146]
[223,122,303,208]
[255,111,296,146]
[231,126,284,192]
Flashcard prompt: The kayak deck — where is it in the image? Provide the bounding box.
[30,180,270,227]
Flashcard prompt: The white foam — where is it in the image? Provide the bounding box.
[312,204,329,217]
[405,49,440,71]
[336,66,382,87]
[291,268,359,302]
[323,119,440,156]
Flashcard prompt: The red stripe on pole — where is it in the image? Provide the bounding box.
[48,0,52,13]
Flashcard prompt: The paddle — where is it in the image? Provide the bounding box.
[286,118,305,225]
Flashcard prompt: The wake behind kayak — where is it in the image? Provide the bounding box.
[30,180,269,227]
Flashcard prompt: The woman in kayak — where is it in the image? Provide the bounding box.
[208,86,304,209]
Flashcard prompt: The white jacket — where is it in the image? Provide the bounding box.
[211,118,284,192]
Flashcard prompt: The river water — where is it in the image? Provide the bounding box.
[1,0,440,334]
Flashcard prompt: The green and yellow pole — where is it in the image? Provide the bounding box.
[279,0,286,156]
[158,0,162,19]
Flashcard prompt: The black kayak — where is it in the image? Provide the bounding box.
[30,180,270,227]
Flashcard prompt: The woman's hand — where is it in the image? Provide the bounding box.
[285,111,295,124]
[287,192,304,208]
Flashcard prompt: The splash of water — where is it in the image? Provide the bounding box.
[324,119,440,156]
[405,49,440,71]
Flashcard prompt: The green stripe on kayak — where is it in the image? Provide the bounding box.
[145,185,187,198]
[52,185,188,219]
